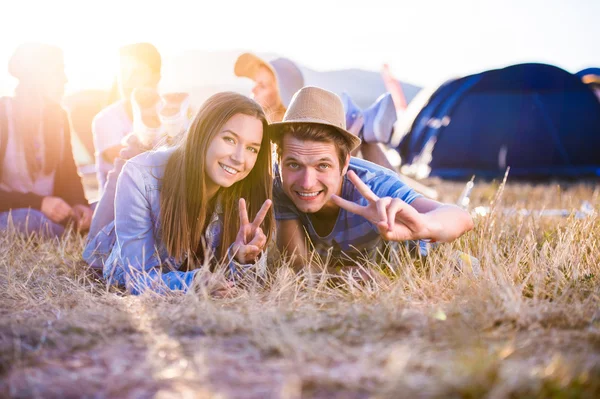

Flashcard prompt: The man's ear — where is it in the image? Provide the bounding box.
[341,154,351,175]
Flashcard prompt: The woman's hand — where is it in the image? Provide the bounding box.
[231,198,272,264]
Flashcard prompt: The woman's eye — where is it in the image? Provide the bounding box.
[224,136,235,144]
[247,147,259,154]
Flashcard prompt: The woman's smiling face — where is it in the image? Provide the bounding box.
[204,113,264,194]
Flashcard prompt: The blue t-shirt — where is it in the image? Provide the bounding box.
[273,157,422,265]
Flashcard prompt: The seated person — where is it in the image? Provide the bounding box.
[92,43,161,194]
[0,43,91,237]
[83,92,274,295]
[271,87,473,271]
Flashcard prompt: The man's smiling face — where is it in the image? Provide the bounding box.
[279,135,349,215]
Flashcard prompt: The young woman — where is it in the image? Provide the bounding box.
[0,43,91,237]
[83,92,274,295]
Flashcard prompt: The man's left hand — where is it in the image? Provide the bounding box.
[331,170,435,242]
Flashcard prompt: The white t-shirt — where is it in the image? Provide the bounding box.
[92,100,132,194]
[0,98,57,197]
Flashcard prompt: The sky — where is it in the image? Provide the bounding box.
[1,0,598,94]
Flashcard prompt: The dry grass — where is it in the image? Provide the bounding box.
[1,179,599,398]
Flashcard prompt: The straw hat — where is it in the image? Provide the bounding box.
[269,86,362,151]
[234,53,304,108]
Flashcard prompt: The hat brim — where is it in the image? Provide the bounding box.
[268,119,362,152]
[234,53,277,82]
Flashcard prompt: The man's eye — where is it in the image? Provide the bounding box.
[318,164,330,169]
[287,163,299,169]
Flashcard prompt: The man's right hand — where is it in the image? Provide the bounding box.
[41,196,73,224]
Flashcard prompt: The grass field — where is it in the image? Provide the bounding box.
[1,179,599,398]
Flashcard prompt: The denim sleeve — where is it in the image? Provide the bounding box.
[107,161,197,295]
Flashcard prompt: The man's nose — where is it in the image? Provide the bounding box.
[300,168,316,189]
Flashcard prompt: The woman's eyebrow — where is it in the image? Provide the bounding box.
[222,129,261,147]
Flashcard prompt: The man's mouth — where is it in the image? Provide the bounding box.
[294,190,323,200]
[219,163,240,175]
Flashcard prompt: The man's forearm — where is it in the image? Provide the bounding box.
[422,205,474,243]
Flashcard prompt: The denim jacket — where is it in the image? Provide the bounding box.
[84,147,265,294]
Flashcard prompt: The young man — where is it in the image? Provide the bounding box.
[92,43,161,193]
[270,87,473,269]
[234,53,395,170]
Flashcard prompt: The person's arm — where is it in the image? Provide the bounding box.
[409,197,474,243]
[92,111,126,176]
[108,162,197,295]
[102,145,122,164]
[53,109,87,207]
[0,190,44,213]
[276,218,309,272]
[331,171,473,244]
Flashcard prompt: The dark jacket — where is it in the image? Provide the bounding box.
[0,97,87,212]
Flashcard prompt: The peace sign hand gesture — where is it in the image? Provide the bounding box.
[331,170,431,242]
[231,198,272,264]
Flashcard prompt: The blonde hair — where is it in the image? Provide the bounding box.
[159,92,274,266]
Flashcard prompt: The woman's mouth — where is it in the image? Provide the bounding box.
[219,163,240,175]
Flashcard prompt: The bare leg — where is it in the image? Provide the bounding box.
[360,142,395,171]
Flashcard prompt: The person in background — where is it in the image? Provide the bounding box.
[0,43,91,237]
[234,53,396,170]
[92,43,161,194]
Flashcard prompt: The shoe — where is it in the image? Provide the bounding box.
[362,93,397,144]
[341,92,364,137]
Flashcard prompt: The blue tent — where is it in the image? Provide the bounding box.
[397,63,600,179]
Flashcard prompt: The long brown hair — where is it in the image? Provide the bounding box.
[160,92,274,265]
